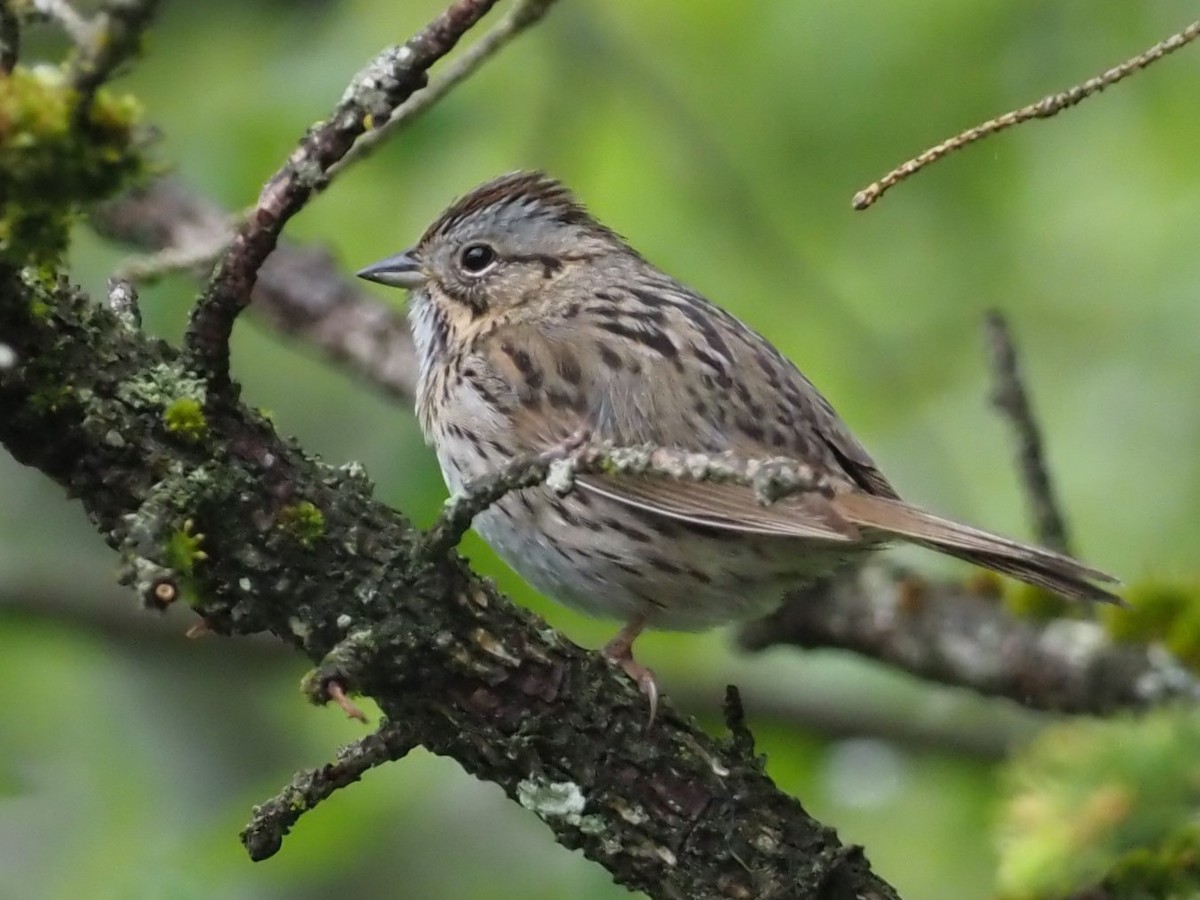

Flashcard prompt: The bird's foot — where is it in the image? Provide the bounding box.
[602,616,658,726]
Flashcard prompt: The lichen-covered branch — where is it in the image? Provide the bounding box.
[184,0,501,389]
[418,440,834,562]
[740,566,1200,715]
[328,0,560,180]
[0,264,900,900]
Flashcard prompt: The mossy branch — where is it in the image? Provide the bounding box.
[0,259,901,900]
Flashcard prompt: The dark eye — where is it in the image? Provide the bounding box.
[459,243,497,274]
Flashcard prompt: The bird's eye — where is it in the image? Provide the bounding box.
[459,243,497,275]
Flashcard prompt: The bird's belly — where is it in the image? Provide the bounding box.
[470,485,850,631]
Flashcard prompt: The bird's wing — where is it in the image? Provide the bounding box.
[471,278,887,542]
[469,278,1119,600]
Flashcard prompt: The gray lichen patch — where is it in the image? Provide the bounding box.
[117,361,207,410]
[516,777,607,836]
[115,361,209,442]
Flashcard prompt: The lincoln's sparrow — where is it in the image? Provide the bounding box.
[358,171,1117,713]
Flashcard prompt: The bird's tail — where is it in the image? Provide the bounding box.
[831,493,1121,603]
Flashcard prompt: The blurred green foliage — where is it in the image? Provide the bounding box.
[0,64,143,262]
[998,710,1200,898]
[1103,580,1200,669]
[2,1,1199,898]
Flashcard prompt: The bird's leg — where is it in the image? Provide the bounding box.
[601,614,659,725]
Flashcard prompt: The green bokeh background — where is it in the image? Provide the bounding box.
[2,2,1198,897]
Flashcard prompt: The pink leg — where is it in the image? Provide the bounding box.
[601,615,659,725]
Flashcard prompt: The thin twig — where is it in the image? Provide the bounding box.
[110,0,567,278]
[983,310,1071,555]
[853,19,1200,210]
[414,443,834,563]
[329,0,560,181]
[722,685,756,760]
[30,0,91,44]
[241,721,418,861]
[183,0,501,391]
[0,0,18,75]
[68,0,164,115]
[92,177,423,400]
[114,230,231,284]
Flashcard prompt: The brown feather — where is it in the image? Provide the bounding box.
[578,476,861,541]
[831,493,1121,603]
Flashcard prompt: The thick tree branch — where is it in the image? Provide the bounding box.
[0,269,900,897]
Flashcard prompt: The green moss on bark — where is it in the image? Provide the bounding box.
[0,65,145,263]
[279,501,326,547]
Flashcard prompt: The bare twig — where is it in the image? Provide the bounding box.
[741,565,1200,715]
[68,0,165,114]
[114,231,231,284]
[0,0,18,74]
[983,311,1071,555]
[853,19,1200,210]
[328,0,559,180]
[242,720,418,861]
[183,0,501,391]
[92,177,422,400]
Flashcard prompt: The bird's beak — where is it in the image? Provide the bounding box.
[356,249,426,289]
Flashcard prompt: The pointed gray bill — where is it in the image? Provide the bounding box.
[356,249,425,288]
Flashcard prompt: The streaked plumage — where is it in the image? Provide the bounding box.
[358,171,1118,709]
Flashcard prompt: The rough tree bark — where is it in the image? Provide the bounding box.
[0,1,902,897]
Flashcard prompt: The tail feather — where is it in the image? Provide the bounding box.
[831,493,1121,604]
